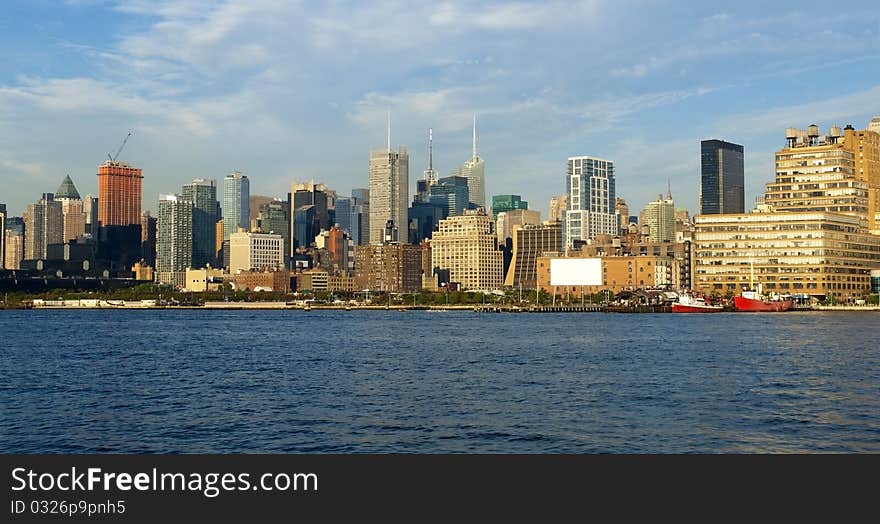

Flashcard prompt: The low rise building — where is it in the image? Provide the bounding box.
[537,254,674,298]
[693,210,880,298]
[184,266,227,292]
[229,269,291,293]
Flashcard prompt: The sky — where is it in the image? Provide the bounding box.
[1,0,879,219]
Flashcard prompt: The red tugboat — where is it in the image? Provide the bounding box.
[733,284,792,312]
[672,293,724,313]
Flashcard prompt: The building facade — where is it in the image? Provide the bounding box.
[222,171,250,242]
[98,160,142,227]
[549,195,567,223]
[55,175,85,243]
[369,147,409,246]
[156,194,193,283]
[641,191,675,243]
[25,193,63,260]
[504,222,563,288]
[496,209,541,243]
[700,139,744,215]
[354,243,423,292]
[767,124,880,232]
[229,232,284,274]
[564,156,617,249]
[536,254,674,297]
[693,210,880,298]
[182,178,220,269]
[429,175,469,218]
[491,194,527,220]
[430,209,503,290]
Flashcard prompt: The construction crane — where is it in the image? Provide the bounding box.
[108,131,133,162]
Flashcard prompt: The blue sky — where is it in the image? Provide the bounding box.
[1,0,879,218]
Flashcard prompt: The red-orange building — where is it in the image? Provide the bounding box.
[98,160,143,226]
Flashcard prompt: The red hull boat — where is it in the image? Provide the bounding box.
[672,294,724,313]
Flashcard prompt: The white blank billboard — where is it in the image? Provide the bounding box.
[549,258,602,286]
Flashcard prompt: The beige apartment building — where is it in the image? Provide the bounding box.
[693,210,880,298]
[430,209,503,290]
[229,231,284,274]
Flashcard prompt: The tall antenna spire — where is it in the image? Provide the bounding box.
[472,113,477,160]
[666,178,672,200]
[386,110,391,153]
[424,127,437,185]
[428,128,433,171]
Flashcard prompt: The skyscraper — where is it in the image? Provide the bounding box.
[450,115,485,209]
[140,211,157,267]
[156,194,193,283]
[351,189,370,246]
[564,156,617,249]
[25,193,63,260]
[98,160,142,227]
[182,178,220,268]
[83,195,98,239]
[429,175,469,217]
[97,159,143,267]
[255,200,290,259]
[641,191,675,243]
[369,118,409,245]
[700,139,744,215]
[222,171,250,242]
[55,175,85,243]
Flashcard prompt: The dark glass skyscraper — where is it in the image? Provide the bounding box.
[700,139,744,215]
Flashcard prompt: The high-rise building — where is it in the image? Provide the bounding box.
[430,209,503,290]
[229,232,284,274]
[641,191,675,243]
[496,209,541,243]
[868,115,880,134]
[369,132,409,246]
[429,175,469,217]
[255,200,290,259]
[564,156,617,249]
[182,178,220,268]
[408,201,444,245]
[491,194,528,220]
[55,175,85,243]
[354,243,423,292]
[156,194,193,283]
[98,160,142,227]
[351,188,370,246]
[700,139,744,215]
[4,229,23,270]
[4,216,25,269]
[334,197,353,235]
[83,195,99,240]
[140,211,157,267]
[504,222,563,288]
[289,182,330,251]
[765,123,880,231]
[222,171,250,242]
[615,197,629,234]
[24,193,63,260]
[549,195,567,223]
[449,115,485,209]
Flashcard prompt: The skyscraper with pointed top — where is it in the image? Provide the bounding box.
[55,174,85,243]
[369,114,409,244]
[450,114,485,209]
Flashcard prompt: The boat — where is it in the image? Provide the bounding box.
[734,258,793,312]
[672,293,724,313]
[734,288,792,312]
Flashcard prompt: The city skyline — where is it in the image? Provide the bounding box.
[1,1,879,219]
